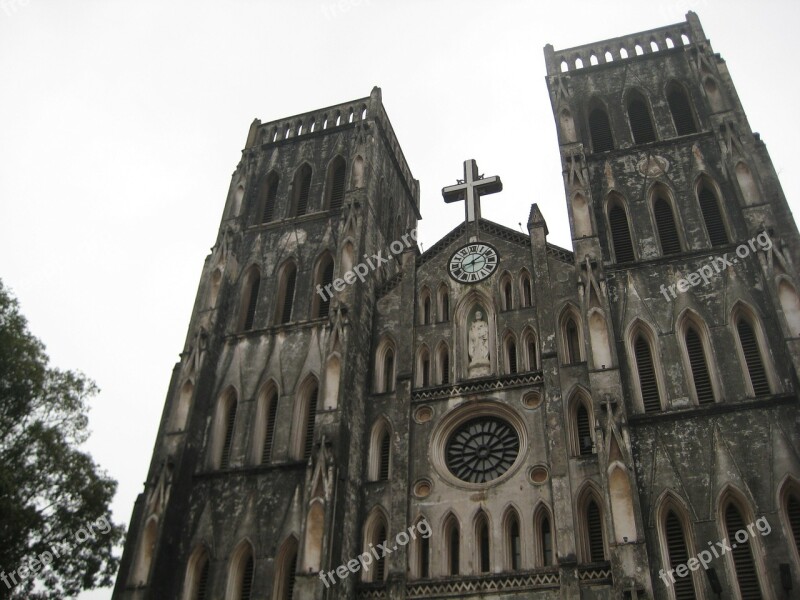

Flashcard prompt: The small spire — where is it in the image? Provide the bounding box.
[528,203,548,234]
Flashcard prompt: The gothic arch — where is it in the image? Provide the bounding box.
[435,340,450,385]
[362,506,389,582]
[420,287,432,325]
[694,174,730,247]
[351,155,365,188]
[323,155,347,211]
[518,269,533,308]
[735,161,760,206]
[437,283,450,322]
[571,192,592,238]
[367,417,393,481]
[665,80,698,136]
[473,509,492,574]
[291,375,320,460]
[648,182,684,255]
[274,259,298,325]
[131,515,159,584]
[558,303,584,365]
[251,379,280,465]
[311,251,335,319]
[703,76,725,112]
[238,264,262,332]
[322,352,341,410]
[374,334,396,393]
[272,536,298,600]
[415,344,431,388]
[501,505,523,570]
[730,301,777,396]
[454,289,498,379]
[587,96,614,152]
[225,540,255,600]
[607,464,637,543]
[170,379,194,432]
[441,511,462,576]
[777,277,800,337]
[303,500,324,572]
[341,240,355,274]
[409,514,430,579]
[567,386,594,456]
[502,329,518,375]
[521,326,539,371]
[181,544,211,600]
[625,88,657,144]
[778,475,800,571]
[559,106,577,142]
[676,309,721,405]
[655,492,702,599]
[499,271,514,311]
[576,482,607,563]
[208,267,223,309]
[256,170,280,223]
[290,163,313,217]
[605,191,636,263]
[533,502,556,567]
[210,386,239,470]
[624,319,666,413]
[587,308,612,370]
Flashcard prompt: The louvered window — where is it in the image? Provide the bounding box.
[576,403,593,456]
[261,394,278,463]
[293,167,312,217]
[242,273,260,331]
[239,555,254,600]
[317,260,334,318]
[441,292,449,322]
[665,511,696,600]
[509,518,521,570]
[698,186,728,247]
[449,525,460,575]
[609,204,635,262]
[527,338,538,370]
[628,97,657,144]
[685,327,714,403]
[786,493,800,556]
[503,281,513,310]
[220,401,237,469]
[441,351,449,385]
[654,198,682,255]
[737,318,770,396]
[261,176,278,223]
[280,267,296,324]
[634,335,661,413]
[478,517,490,573]
[329,160,346,210]
[507,340,517,374]
[586,500,605,562]
[375,525,387,581]
[303,387,318,460]
[668,87,698,136]
[378,431,390,481]
[725,503,762,599]
[284,552,297,600]
[195,558,210,600]
[566,317,581,364]
[383,349,395,393]
[589,107,614,152]
[522,278,532,307]
[420,533,430,578]
[541,517,553,566]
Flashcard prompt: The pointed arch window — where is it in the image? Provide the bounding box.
[419,525,430,578]
[190,552,210,600]
[411,516,430,579]
[296,380,319,461]
[684,324,715,404]
[654,196,682,255]
[436,344,450,385]
[608,199,635,263]
[132,517,158,584]
[363,513,389,582]
[326,156,346,210]
[534,506,555,567]
[520,272,533,307]
[667,83,698,136]
[259,386,278,464]
[627,92,657,143]
[734,314,771,396]
[314,255,335,318]
[697,182,729,247]
[444,515,460,576]
[273,538,298,600]
[633,332,661,413]
[586,498,605,562]
[259,172,279,223]
[240,268,261,332]
[783,485,800,564]
[723,501,763,598]
[505,335,518,374]
[368,420,392,482]
[576,402,593,456]
[239,554,254,600]
[505,511,522,570]
[663,510,697,600]
[561,309,583,365]
[476,512,491,573]
[522,329,539,371]
[589,104,614,152]
[380,344,395,393]
[500,274,513,311]
[421,290,432,325]
[292,165,312,217]
[417,346,431,387]
[276,262,297,325]
[438,286,450,322]
[219,395,237,470]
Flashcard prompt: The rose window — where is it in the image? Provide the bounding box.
[445,417,520,483]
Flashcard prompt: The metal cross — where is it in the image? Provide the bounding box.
[442,159,503,223]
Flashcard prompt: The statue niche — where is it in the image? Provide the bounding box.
[468,308,491,377]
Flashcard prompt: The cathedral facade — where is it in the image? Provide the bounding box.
[114,12,800,600]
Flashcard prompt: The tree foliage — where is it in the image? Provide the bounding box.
[0,280,124,599]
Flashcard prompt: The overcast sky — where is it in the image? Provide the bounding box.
[1,1,798,597]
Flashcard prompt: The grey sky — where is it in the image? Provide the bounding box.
[1,1,797,597]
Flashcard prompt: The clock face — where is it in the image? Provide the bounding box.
[448,243,499,283]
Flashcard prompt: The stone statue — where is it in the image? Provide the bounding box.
[468,310,490,376]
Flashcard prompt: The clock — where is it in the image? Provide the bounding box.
[448,243,499,283]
